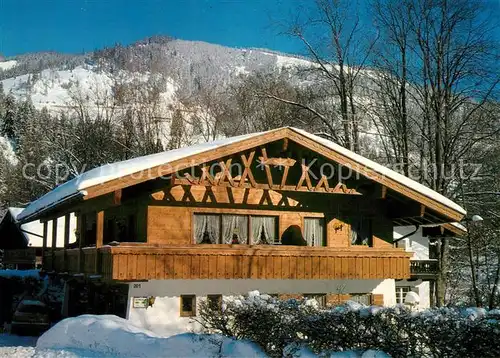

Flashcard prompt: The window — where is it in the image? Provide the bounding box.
[193,215,221,244]
[304,294,326,307]
[207,295,222,311]
[193,214,278,245]
[180,295,196,317]
[250,216,277,244]
[351,217,372,246]
[350,293,371,305]
[222,215,248,244]
[396,286,411,304]
[304,218,325,246]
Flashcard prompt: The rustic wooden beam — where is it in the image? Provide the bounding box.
[296,164,313,191]
[51,218,58,271]
[63,214,70,272]
[282,137,288,151]
[260,147,274,188]
[240,151,257,188]
[95,211,104,273]
[78,214,86,272]
[200,166,216,185]
[280,165,290,189]
[381,185,387,199]
[41,221,48,269]
[168,179,362,195]
[218,159,235,187]
[113,190,122,206]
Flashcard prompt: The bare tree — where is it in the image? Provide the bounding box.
[268,0,377,152]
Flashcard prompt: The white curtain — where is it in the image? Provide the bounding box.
[251,216,276,245]
[222,215,248,244]
[304,218,324,246]
[194,215,220,244]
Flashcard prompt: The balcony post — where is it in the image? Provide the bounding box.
[78,213,85,272]
[63,213,71,272]
[51,218,58,271]
[41,221,47,269]
[95,210,104,273]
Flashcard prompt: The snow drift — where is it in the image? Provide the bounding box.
[36,315,266,357]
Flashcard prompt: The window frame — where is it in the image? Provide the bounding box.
[180,295,196,317]
[303,293,327,307]
[303,217,326,247]
[207,294,222,311]
[350,216,373,247]
[193,213,279,245]
[349,293,372,305]
[395,286,412,304]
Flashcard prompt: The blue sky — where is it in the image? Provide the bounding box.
[0,0,310,57]
[1,1,498,58]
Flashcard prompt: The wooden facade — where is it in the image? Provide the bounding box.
[44,245,410,281]
[29,129,465,283]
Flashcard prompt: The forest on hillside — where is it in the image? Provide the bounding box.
[0,0,499,308]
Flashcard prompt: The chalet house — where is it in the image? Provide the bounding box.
[14,127,465,334]
[0,208,76,269]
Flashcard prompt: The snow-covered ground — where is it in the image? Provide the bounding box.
[0,314,390,357]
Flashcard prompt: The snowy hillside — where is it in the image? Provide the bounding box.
[0,38,315,113]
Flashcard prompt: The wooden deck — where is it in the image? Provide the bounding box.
[43,244,412,281]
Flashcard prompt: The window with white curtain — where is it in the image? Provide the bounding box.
[222,215,248,244]
[250,216,277,244]
[350,217,372,246]
[304,218,324,246]
[193,214,221,244]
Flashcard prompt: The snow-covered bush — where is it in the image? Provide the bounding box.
[198,291,500,357]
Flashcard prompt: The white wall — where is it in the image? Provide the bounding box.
[395,280,430,309]
[126,278,397,335]
[394,226,429,260]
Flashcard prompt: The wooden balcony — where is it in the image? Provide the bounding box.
[409,259,439,279]
[43,244,412,281]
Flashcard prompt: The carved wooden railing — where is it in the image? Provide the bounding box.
[44,244,412,281]
[410,259,439,277]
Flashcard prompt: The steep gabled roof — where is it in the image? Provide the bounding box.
[17,127,466,223]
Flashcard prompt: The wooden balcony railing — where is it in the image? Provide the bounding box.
[43,244,412,281]
[410,259,439,278]
[3,248,37,266]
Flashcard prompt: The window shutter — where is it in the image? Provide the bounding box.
[371,294,384,306]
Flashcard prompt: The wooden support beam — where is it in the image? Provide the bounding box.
[381,186,387,199]
[78,214,85,272]
[282,137,288,151]
[41,221,48,269]
[95,211,104,272]
[113,190,122,206]
[260,147,274,188]
[63,214,70,272]
[218,159,235,187]
[169,178,362,195]
[420,204,426,217]
[239,151,256,187]
[51,218,58,271]
[296,164,313,191]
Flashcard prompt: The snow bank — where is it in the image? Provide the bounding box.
[0,269,41,279]
[37,315,266,357]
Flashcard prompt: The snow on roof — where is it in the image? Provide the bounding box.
[17,131,266,222]
[18,127,465,222]
[8,207,77,247]
[292,128,466,215]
